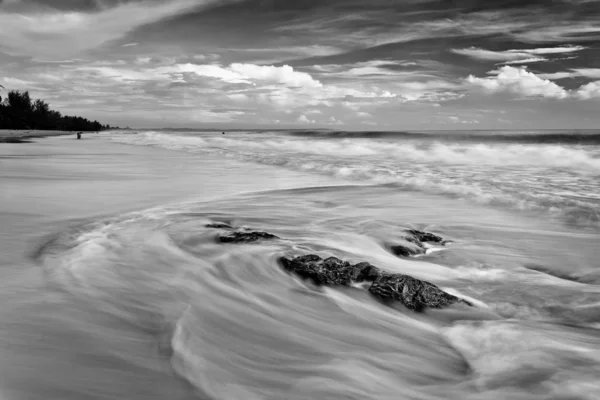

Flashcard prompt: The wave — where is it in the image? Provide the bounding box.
[109,131,600,228]
[110,131,600,172]
[286,130,600,145]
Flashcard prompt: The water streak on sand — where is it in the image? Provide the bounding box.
[2,132,600,400]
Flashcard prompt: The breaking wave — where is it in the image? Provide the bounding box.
[109,131,600,228]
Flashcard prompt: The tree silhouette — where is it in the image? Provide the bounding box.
[0,89,109,131]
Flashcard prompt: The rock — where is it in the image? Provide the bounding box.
[279,255,381,286]
[280,254,468,312]
[389,244,425,257]
[406,229,444,244]
[206,222,233,229]
[369,274,468,312]
[218,231,279,243]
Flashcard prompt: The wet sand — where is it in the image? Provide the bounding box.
[0,134,340,400]
[0,130,83,143]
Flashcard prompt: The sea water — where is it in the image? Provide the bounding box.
[1,130,599,400]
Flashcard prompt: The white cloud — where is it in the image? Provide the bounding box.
[228,64,322,88]
[357,111,372,118]
[453,47,533,61]
[328,116,344,125]
[0,0,219,58]
[521,46,586,55]
[503,57,548,65]
[448,116,479,124]
[466,66,569,99]
[227,93,249,101]
[538,68,600,80]
[297,115,315,124]
[122,42,139,47]
[174,64,250,84]
[575,81,600,99]
[452,45,585,64]
[2,77,37,87]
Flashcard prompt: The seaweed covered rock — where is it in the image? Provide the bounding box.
[218,231,279,243]
[369,274,467,312]
[280,254,469,312]
[279,255,381,286]
[406,229,444,244]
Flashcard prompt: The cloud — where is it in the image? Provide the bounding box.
[328,116,343,125]
[466,66,569,99]
[538,68,600,80]
[503,57,548,65]
[297,115,315,124]
[122,42,139,47]
[448,116,479,124]
[452,45,585,64]
[228,64,322,88]
[0,0,221,58]
[575,81,600,99]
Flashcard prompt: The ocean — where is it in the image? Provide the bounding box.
[1,130,599,400]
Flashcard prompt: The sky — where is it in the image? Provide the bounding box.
[1,0,600,130]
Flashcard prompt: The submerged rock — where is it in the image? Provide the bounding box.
[406,229,444,244]
[369,274,468,312]
[279,255,381,286]
[389,244,425,257]
[218,231,279,243]
[388,229,447,258]
[279,254,468,312]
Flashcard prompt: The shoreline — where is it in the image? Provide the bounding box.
[0,130,97,143]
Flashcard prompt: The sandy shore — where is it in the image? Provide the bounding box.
[0,130,93,143]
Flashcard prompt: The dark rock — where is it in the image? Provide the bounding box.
[389,244,425,257]
[206,222,233,229]
[280,254,469,312]
[369,274,469,312]
[279,255,381,286]
[406,229,444,243]
[218,231,279,243]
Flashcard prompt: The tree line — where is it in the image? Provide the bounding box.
[0,89,113,131]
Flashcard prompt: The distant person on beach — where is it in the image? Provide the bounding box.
[222,132,225,135]
[77,132,82,139]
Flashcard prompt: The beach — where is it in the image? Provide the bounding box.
[0,130,86,143]
[1,130,599,399]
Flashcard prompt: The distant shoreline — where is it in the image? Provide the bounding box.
[0,130,95,143]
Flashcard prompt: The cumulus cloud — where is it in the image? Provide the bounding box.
[575,81,600,99]
[466,66,569,99]
[77,62,324,90]
[228,64,322,88]
[328,116,343,125]
[297,115,315,124]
